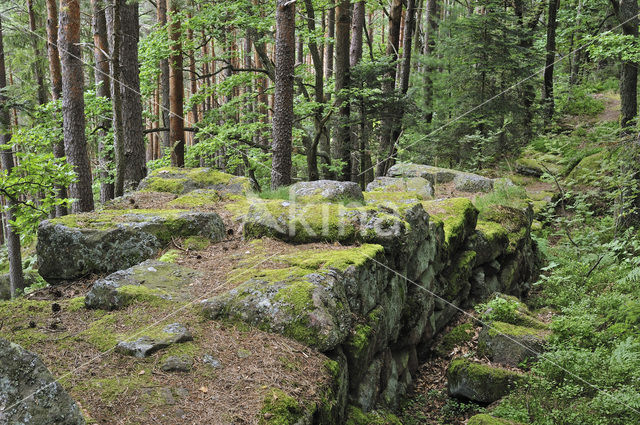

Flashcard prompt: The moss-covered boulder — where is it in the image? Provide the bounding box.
[386,162,456,184]
[138,167,250,195]
[37,209,224,281]
[290,180,364,203]
[259,388,315,425]
[477,321,549,367]
[344,405,402,425]
[85,260,201,310]
[480,205,531,255]
[453,173,494,193]
[0,337,85,424]
[203,245,384,351]
[468,414,525,425]
[567,150,607,184]
[365,177,434,199]
[447,358,525,403]
[422,198,478,259]
[468,221,510,265]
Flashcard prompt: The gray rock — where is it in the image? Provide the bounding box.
[202,355,222,369]
[115,323,193,358]
[447,358,524,403]
[0,338,85,425]
[0,271,44,300]
[85,260,201,310]
[477,322,548,367]
[161,356,193,372]
[386,163,457,184]
[453,173,494,193]
[37,210,225,281]
[290,180,364,203]
[138,167,250,195]
[365,177,434,199]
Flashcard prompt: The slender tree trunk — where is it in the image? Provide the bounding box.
[321,2,335,178]
[334,0,351,181]
[59,0,94,212]
[120,0,146,189]
[106,0,125,196]
[543,0,560,123]
[376,0,403,177]
[27,0,48,105]
[0,18,24,298]
[271,0,296,189]
[92,0,115,203]
[168,0,185,167]
[158,0,171,152]
[610,0,639,128]
[45,0,68,217]
[424,0,438,124]
[350,1,365,184]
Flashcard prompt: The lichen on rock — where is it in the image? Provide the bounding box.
[447,357,525,403]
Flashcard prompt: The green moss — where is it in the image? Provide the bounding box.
[79,314,119,352]
[438,323,474,355]
[280,244,384,272]
[476,221,509,245]
[141,177,187,194]
[115,284,174,308]
[348,323,373,356]
[158,249,181,263]
[480,206,530,254]
[49,209,189,231]
[259,388,305,425]
[159,341,200,364]
[183,236,210,251]
[488,321,549,339]
[364,190,424,206]
[168,190,223,208]
[345,405,403,425]
[467,414,522,425]
[422,198,478,255]
[449,358,523,382]
[67,296,87,312]
[75,374,152,403]
[443,250,476,300]
[323,359,341,380]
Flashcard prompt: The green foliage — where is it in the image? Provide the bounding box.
[475,295,521,324]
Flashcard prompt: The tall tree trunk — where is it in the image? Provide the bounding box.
[45,0,68,216]
[350,1,365,184]
[321,2,335,178]
[106,0,125,196]
[424,0,438,124]
[158,0,171,152]
[120,0,146,189]
[334,0,351,181]
[92,0,115,203]
[271,0,296,189]
[169,0,185,167]
[543,0,560,123]
[610,0,639,128]
[27,0,48,105]
[59,0,94,212]
[376,0,403,177]
[0,17,24,299]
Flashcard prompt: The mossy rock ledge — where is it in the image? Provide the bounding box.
[477,321,549,367]
[447,358,525,404]
[85,260,201,310]
[290,179,364,203]
[138,166,250,195]
[0,337,85,425]
[37,209,225,281]
[365,176,434,200]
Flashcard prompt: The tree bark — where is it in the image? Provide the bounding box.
[120,0,146,189]
[376,0,403,177]
[106,0,125,196]
[0,17,24,298]
[45,0,68,217]
[334,0,351,181]
[543,0,560,123]
[610,0,639,128]
[350,1,365,184]
[271,0,296,189]
[92,0,114,203]
[27,0,48,105]
[158,0,171,151]
[59,0,94,212]
[169,0,185,167]
[423,0,438,124]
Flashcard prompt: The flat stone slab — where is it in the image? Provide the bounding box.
[387,162,496,193]
[447,358,524,403]
[85,260,201,310]
[37,209,224,281]
[0,338,85,425]
[138,167,250,195]
[290,180,364,203]
[453,173,494,193]
[115,323,193,358]
[365,177,434,199]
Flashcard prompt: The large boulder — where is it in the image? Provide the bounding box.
[478,321,549,367]
[290,180,364,203]
[37,209,224,281]
[386,163,456,184]
[138,167,250,195]
[447,358,524,403]
[85,260,201,310]
[365,177,434,199]
[453,173,494,193]
[0,338,85,424]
